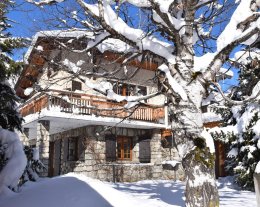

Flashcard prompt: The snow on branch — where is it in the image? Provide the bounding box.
[77,0,176,64]
[158,64,188,101]
[217,0,259,51]
[212,82,260,105]
[200,0,259,80]
[84,78,161,108]
[26,0,64,6]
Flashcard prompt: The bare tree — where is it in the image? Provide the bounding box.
[24,0,260,206]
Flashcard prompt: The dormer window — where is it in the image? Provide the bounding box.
[72,80,82,91]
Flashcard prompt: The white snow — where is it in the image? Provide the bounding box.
[251,81,260,98]
[62,59,81,73]
[82,1,176,64]
[0,129,27,195]
[201,130,215,153]
[202,91,224,106]
[202,112,222,123]
[217,0,258,50]
[227,148,238,158]
[162,160,181,168]
[218,68,234,78]
[23,87,34,96]
[256,161,260,173]
[35,45,43,51]
[26,0,64,5]
[0,173,256,207]
[158,64,187,101]
[234,49,260,65]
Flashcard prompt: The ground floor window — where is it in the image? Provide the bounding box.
[117,137,132,160]
[105,136,133,161]
[67,137,85,161]
[68,137,78,161]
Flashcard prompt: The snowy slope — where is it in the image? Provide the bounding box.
[0,173,256,207]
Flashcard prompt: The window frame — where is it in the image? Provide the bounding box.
[67,137,78,161]
[116,136,132,161]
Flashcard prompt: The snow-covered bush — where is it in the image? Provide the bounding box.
[20,146,45,184]
[0,129,27,194]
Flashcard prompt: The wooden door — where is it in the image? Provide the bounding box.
[48,141,55,177]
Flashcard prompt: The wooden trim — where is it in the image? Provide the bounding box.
[203,121,221,128]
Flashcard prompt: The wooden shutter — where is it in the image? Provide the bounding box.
[78,137,85,161]
[105,135,116,161]
[139,137,151,163]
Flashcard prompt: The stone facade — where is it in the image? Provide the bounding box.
[36,120,51,176]
[28,123,184,182]
[37,123,183,182]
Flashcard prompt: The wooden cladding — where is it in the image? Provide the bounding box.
[20,95,49,116]
[19,91,165,123]
[103,51,158,71]
[203,121,221,128]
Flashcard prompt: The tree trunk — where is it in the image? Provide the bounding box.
[169,80,219,207]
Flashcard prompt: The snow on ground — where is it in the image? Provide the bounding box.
[0,173,257,207]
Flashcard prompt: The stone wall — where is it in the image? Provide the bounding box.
[47,125,183,182]
[36,120,51,176]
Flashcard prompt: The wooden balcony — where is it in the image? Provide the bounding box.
[20,91,165,124]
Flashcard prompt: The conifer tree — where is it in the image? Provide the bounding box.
[0,0,26,175]
[213,43,260,191]
[0,0,24,132]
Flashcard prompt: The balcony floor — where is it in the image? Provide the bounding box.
[23,108,167,139]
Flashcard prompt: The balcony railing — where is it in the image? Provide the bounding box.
[20,90,165,123]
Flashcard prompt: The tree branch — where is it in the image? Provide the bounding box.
[212,81,260,105]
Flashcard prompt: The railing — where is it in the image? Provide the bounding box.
[20,91,165,123]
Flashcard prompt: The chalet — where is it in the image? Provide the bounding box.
[16,30,182,182]
[16,30,227,182]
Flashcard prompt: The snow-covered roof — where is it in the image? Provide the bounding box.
[24,30,95,64]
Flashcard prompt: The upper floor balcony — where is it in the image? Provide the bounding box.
[20,90,168,138]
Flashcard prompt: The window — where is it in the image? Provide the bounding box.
[201,105,208,113]
[112,82,147,97]
[117,137,132,160]
[161,136,174,148]
[105,136,133,161]
[68,137,78,161]
[72,80,82,91]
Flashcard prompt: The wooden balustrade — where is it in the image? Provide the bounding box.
[20,92,165,123]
